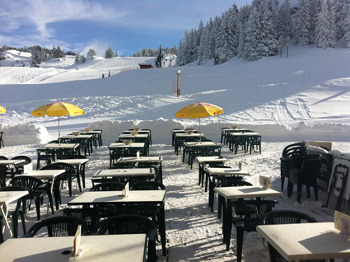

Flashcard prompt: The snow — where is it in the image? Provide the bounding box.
[0,46,350,261]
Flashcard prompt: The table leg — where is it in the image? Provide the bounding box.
[0,204,13,238]
[159,204,166,256]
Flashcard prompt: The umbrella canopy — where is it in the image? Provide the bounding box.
[175,102,224,142]
[0,106,6,114]
[32,102,84,144]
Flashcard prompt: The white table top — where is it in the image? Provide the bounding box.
[184,141,219,147]
[79,130,102,134]
[119,134,149,139]
[61,135,93,139]
[257,222,350,261]
[42,143,80,149]
[0,234,146,262]
[229,132,261,136]
[0,159,25,166]
[195,156,227,163]
[175,132,204,137]
[93,168,155,178]
[124,130,150,134]
[54,159,89,165]
[207,168,250,176]
[0,191,28,206]
[117,156,162,163]
[214,186,282,199]
[68,190,166,205]
[108,142,145,148]
[23,169,65,179]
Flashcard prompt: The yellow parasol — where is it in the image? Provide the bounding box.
[175,102,224,142]
[32,102,84,144]
[0,106,6,114]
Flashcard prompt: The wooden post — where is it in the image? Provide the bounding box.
[177,70,181,97]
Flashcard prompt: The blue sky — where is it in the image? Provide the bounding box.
[0,0,252,57]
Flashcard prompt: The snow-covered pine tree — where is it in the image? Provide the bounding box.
[309,0,323,43]
[343,6,350,47]
[238,4,251,56]
[262,8,279,56]
[278,0,292,39]
[189,28,198,62]
[209,16,220,61]
[333,0,349,40]
[176,40,184,66]
[75,53,80,64]
[198,24,209,65]
[79,55,86,63]
[227,4,240,57]
[294,0,311,46]
[105,47,115,58]
[87,49,96,60]
[315,0,337,48]
[215,11,232,63]
[268,0,280,34]
[30,45,41,66]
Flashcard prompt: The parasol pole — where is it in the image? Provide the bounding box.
[199,118,201,143]
[58,116,61,145]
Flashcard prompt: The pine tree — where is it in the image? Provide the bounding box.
[87,49,96,60]
[30,45,41,65]
[79,55,86,63]
[343,7,350,47]
[176,40,184,66]
[278,0,292,39]
[215,11,232,63]
[262,8,279,56]
[315,0,337,48]
[227,4,239,57]
[198,24,210,65]
[105,47,115,58]
[333,0,349,40]
[295,0,311,46]
[309,0,323,43]
[75,53,80,64]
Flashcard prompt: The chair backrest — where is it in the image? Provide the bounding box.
[11,156,31,164]
[24,215,87,237]
[0,155,8,160]
[282,142,306,158]
[260,209,317,225]
[63,208,98,235]
[232,199,278,232]
[131,181,165,190]
[11,175,44,194]
[301,154,322,177]
[90,182,125,191]
[50,162,75,174]
[95,214,156,262]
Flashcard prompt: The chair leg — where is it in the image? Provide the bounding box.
[35,197,41,220]
[20,211,26,235]
[236,227,244,262]
[10,214,19,238]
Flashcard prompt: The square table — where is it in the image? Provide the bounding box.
[54,158,89,188]
[0,159,26,183]
[183,141,222,168]
[23,169,66,211]
[108,142,146,167]
[206,167,251,212]
[79,130,102,147]
[61,134,94,155]
[174,132,205,155]
[257,222,350,262]
[116,156,163,182]
[92,168,156,184]
[41,143,80,159]
[0,190,28,239]
[215,186,282,248]
[221,128,252,144]
[68,190,167,256]
[228,132,261,153]
[0,234,147,262]
[196,156,228,187]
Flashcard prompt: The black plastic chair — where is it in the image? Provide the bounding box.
[289,154,322,203]
[90,182,125,191]
[95,214,157,262]
[11,156,32,175]
[259,210,328,262]
[0,157,10,187]
[280,142,307,194]
[247,135,261,154]
[11,175,54,220]
[23,215,87,237]
[63,208,99,235]
[0,186,27,241]
[71,154,88,188]
[50,162,82,197]
[0,155,8,160]
[226,199,278,262]
[36,148,55,170]
[131,181,165,190]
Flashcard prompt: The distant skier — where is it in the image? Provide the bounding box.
[108,71,110,77]
[102,73,104,78]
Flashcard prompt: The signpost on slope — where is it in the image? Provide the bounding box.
[279,37,290,58]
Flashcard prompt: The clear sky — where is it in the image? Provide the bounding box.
[0,0,253,57]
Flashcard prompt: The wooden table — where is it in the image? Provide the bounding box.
[68,190,166,256]
[54,158,89,188]
[257,222,350,262]
[0,190,28,239]
[0,234,147,262]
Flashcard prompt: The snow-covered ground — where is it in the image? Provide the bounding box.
[0,46,350,261]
